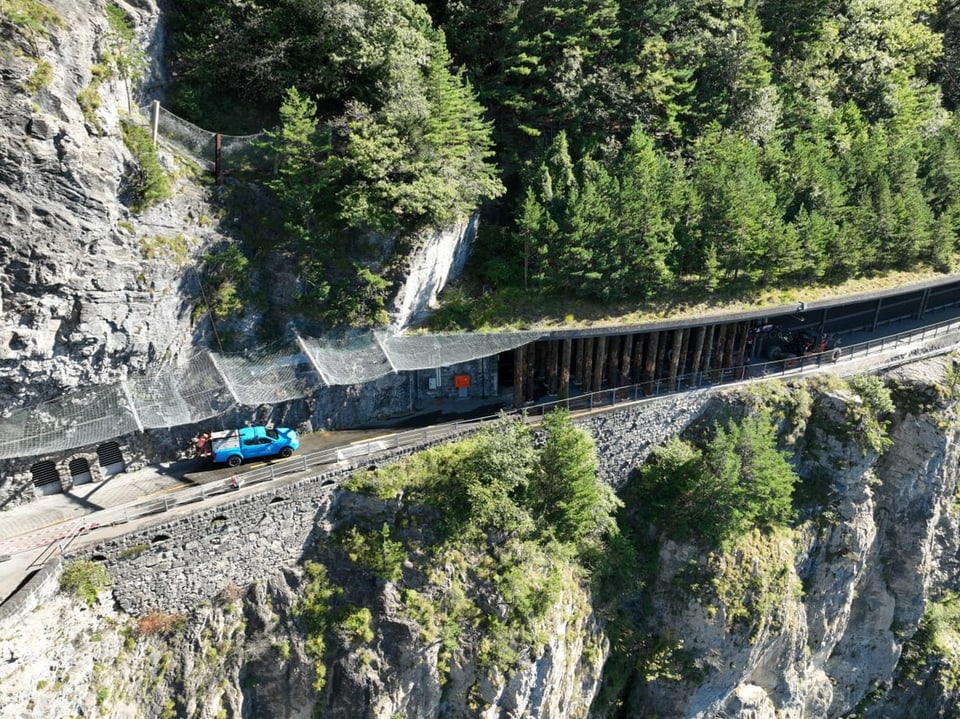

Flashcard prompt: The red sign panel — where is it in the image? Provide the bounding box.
[453,374,471,389]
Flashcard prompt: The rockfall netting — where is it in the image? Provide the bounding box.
[139,103,268,173]
[1,330,540,460]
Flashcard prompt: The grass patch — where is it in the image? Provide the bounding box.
[427,265,960,332]
[139,233,190,266]
[1,0,63,56]
[22,57,51,93]
[59,559,110,606]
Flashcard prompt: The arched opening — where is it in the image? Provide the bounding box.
[151,534,171,544]
[269,496,286,504]
[96,441,125,476]
[69,457,93,485]
[30,460,62,496]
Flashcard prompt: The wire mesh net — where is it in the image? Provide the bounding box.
[139,103,267,172]
[380,330,537,371]
[210,347,325,405]
[0,385,140,459]
[2,328,542,460]
[298,331,395,385]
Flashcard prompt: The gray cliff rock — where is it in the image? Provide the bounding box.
[623,359,960,718]
[0,0,222,405]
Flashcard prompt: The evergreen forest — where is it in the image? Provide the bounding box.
[166,0,960,328]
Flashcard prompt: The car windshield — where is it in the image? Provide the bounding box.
[266,428,279,440]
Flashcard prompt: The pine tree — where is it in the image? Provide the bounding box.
[614,124,676,296]
[532,409,620,549]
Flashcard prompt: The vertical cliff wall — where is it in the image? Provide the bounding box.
[0,0,227,406]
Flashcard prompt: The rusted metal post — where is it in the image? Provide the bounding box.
[215,133,223,186]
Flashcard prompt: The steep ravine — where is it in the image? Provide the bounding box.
[2,358,960,718]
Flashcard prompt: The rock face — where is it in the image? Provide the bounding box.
[621,359,960,718]
[0,0,216,405]
[390,214,479,329]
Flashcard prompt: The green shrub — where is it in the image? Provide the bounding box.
[22,58,52,94]
[196,245,249,322]
[847,374,895,454]
[339,607,374,645]
[2,0,63,56]
[139,233,190,266]
[120,119,173,212]
[60,559,110,606]
[339,523,405,583]
[634,410,798,547]
[77,83,102,132]
[294,561,342,692]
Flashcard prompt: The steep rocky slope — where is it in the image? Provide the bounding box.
[0,0,222,405]
[2,358,960,718]
[611,358,960,718]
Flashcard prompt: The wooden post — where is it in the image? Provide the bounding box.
[582,338,595,392]
[700,324,715,379]
[620,334,633,387]
[643,332,660,391]
[526,342,536,402]
[151,99,160,147]
[720,323,737,375]
[512,346,525,409]
[735,322,751,378]
[547,340,559,394]
[689,327,706,386]
[575,339,586,387]
[712,324,728,380]
[593,336,607,392]
[678,327,691,379]
[606,335,620,387]
[560,339,572,399]
[631,335,644,384]
[668,329,684,387]
[655,330,668,384]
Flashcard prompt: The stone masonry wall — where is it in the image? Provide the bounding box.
[71,393,709,615]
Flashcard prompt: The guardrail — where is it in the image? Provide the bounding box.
[39,311,960,543]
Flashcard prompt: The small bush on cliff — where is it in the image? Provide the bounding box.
[893,591,960,701]
[2,0,63,56]
[338,523,405,582]
[120,119,173,212]
[60,559,110,606]
[295,561,343,691]
[196,245,249,322]
[847,374,895,454]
